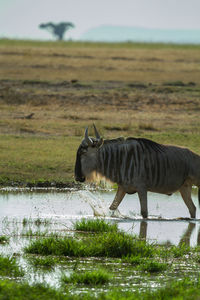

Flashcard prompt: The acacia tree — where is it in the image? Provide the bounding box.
[39,22,75,40]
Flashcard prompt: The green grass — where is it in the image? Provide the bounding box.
[24,219,155,258]
[0,38,200,186]
[0,256,24,277]
[24,236,83,256]
[122,255,168,273]
[62,269,112,285]
[0,236,9,244]
[91,232,154,258]
[0,280,67,300]
[170,243,191,258]
[102,277,200,300]
[28,256,58,269]
[34,218,51,226]
[138,260,168,273]
[1,132,200,186]
[0,277,200,300]
[24,220,194,260]
[1,38,200,50]
[122,254,143,265]
[21,229,48,237]
[22,217,51,227]
[24,231,154,258]
[195,255,200,263]
[0,135,78,184]
[74,218,118,233]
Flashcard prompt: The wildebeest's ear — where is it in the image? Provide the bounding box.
[97,138,103,147]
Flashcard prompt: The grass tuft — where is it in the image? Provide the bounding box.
[102,277,200,300]
[0,276,199,300]
[62,269,111,285]
[171,243,191,258]
[24,236,84,256]
[74,218,118,233]
[139,260,168,273]
[122,255,168,273]
[28,256,58,269]
[90,232,154,258]
[0,280,67,300]
[163,80,185,86]
[21,229,48,237]
[138,123,158,131]
[25,231,153,258]
[0,255,24,277]
[34,218,51,226]
[122,255,144,265]
[0,236,9,244]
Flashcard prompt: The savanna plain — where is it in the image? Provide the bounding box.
[0,39,200,299]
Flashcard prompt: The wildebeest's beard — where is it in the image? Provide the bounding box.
[74,148,85,182]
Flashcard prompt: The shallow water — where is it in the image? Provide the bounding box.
[0,188,200,292]
[0,188,200,246]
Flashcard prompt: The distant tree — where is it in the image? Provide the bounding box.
[39,22,75,40]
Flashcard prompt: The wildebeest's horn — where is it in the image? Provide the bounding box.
[93,124,101,139]
[93,124,103,146]
[84,127,93,146]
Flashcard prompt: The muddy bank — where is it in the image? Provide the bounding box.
[0,180,83,190]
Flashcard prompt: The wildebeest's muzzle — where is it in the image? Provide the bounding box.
[74,147,85,182]
[75,175,85,182]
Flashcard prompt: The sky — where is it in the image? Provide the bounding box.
[1,0,200,40]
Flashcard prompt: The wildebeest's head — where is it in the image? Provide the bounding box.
[74,125,103,182]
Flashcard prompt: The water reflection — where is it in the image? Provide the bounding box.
[179,222,196,246]
[139,221,147,240]
[136,221,200,246]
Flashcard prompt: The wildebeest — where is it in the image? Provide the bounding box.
[75,125,200,219]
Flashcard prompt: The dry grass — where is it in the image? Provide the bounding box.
[1,40,200,83]
[0,40,200,184]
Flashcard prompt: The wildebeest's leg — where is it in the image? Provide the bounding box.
[109,185,125,211]
[138,189,148,218]
[179,185,196,218]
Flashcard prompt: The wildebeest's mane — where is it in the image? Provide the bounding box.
[103,136,165,153]
[103,137,125,145]
[126,137,165,153]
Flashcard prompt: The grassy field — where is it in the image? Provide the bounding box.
[0,219,200,299]
[0,39,200,185]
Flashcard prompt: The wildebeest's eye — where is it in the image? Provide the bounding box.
[79,147,87,155]
[81,149,87,154]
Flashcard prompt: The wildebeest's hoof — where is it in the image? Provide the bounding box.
[109,209,125,218]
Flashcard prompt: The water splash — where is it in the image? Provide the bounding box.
[76,190,109,217]
[76,190,126,219]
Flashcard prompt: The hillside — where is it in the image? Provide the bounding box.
[81,25,200,44]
